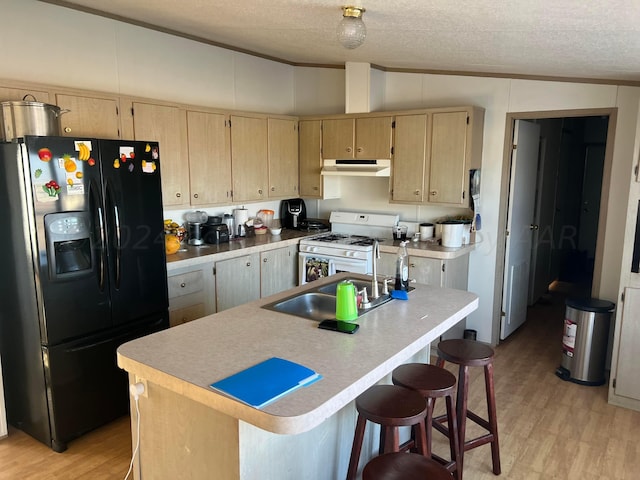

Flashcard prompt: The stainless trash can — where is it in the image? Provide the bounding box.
[556,298,615,386]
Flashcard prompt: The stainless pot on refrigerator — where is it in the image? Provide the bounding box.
[0,96,70,141]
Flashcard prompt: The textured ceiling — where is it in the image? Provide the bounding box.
[42,0,640,83]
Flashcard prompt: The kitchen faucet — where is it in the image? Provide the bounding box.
[371,239,380,299]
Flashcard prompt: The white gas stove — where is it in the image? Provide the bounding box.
[298,212,399,284]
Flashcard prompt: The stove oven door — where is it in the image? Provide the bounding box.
[298,253,369,285]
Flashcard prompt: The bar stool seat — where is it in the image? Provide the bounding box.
[436,339,501,476]
[363,452,453,480]
[392,363,461,480]
[346,385,429,480]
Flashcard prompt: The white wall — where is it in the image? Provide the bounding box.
[294,68,640,344]
[0,0,295,113]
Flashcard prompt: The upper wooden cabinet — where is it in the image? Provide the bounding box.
[268,118,298,199]
[391,106,484,207]
[299,120,322,198]
[55,94,120,139]
[322,116,393,159]
[187,110,232,206]
[391,114,428,203]
[428,110,471,205]
[230,114,268,203]
[0,86,50,103]
[130,101,189,208]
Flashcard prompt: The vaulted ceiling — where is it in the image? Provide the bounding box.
[42,0,640,84]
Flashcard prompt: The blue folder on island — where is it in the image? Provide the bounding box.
[210,357,322,409]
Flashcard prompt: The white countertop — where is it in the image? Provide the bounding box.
[166,230,475,271]
[117,272,478,435]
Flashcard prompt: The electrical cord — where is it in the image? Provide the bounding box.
[124,383,144,480]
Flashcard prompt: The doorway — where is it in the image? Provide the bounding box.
[495,109,616,342]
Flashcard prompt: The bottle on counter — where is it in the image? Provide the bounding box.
[395,241,409,291]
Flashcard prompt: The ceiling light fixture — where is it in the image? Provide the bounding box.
[337,6,366,50]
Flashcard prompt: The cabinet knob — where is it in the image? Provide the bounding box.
[414,190,420,196]
[258,189,263,195]
[193,193,199,199]
[180,282,186,288]
[246,261,251,267]
[263,258,268,263]
[356,147,363,153]
[346,147,353,153]
[271,186,275,192]
[313,186,319,191]
[176,192,182,198]
[64,127,71,133]
[430,191,437,196]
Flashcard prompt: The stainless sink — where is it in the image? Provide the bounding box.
[263,292,337,322]
[262,277,396,321]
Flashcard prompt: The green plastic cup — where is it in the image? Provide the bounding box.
[335,280,358,321]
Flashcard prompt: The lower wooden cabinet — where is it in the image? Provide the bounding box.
[261,245,298,298]
[167,263,216,327]
[215,253,261,312]
[215,246,300,312]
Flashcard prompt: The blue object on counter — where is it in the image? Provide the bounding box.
[391,290,409,300]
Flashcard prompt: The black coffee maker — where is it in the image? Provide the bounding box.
[280,198,307,229]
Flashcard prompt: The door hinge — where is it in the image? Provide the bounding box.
[391,146,394,155]
[466,115,469,125]
[613,378,616,389]
[512,144,517,150]
[505,230,510,236]
[635,165,639,177]
[212,266,216,276]
[116,106,119,115]
[441,264,445,272]
[462,190,465,199]
[392,120,396,128]
[621,291,625,302]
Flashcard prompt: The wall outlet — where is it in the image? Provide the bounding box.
[133,376,148,398]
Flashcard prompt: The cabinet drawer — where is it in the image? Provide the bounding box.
[169,303,206,327]
[168,270,204,299]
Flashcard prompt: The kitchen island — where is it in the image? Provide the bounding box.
[117,272,478,479]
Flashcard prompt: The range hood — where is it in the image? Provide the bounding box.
[320,159,391,177]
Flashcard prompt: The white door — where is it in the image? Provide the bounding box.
[501,120,540,340]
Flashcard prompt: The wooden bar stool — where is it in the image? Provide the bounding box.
[363,452,453,480]
[436,339,501,475]
[346,385,429,480]
[392,363,461,480]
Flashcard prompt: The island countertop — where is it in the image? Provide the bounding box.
[117,272,478,435]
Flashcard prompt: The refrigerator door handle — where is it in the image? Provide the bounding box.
[90,179,107,292]
[97,206,106,291]
[113,202,121,289]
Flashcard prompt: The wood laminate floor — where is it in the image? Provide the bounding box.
[1,284,639,479]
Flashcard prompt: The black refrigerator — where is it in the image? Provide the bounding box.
[0,136,169,452]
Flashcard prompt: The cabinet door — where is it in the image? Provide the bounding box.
[355,117,393,159]
[378,252,398,278]
[268,118,298,198]
[169,303,206,327]
[614,287,640,401]
[187,111,232,205]
[0,86,50,103]
[322,118,354,159]
[261,245,298,298]
[56,94,120,139]
[391,114,428,202]
[132,102,188,207]
[408,257,443,286]
[299,120,322,198]
[215,254,260,312]
[428,110,468,205]
[231,115,268,203]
